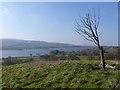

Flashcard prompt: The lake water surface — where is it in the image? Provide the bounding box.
[0,47,92,58]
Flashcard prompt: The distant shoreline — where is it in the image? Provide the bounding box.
[0,46,86,51]
[0,47,88,58]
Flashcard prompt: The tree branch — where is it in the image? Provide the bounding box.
[75,9,101,47]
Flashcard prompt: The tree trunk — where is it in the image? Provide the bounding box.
[99,46,105,69]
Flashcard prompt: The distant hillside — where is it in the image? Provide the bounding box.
[0,38,76,50]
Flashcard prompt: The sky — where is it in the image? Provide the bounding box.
[0,0,119,2]
[0,2,118,46]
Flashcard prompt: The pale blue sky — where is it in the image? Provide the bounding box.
[1,2,118,46]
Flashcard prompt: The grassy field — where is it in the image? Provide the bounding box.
[2,59,120,88]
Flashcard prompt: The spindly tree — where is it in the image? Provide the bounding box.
[74,9,106,69]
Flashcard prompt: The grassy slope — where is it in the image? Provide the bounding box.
[2,60,120,88]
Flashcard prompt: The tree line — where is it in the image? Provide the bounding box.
[2,47,118,65]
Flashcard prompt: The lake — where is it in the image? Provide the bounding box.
[0,47,93,58]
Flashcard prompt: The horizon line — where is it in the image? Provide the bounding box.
[0,38,118,47]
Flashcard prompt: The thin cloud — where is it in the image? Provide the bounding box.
[1,8,11,15]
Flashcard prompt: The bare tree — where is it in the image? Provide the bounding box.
[74,9,106,69]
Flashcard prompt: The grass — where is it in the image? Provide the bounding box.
[2,59,120,88]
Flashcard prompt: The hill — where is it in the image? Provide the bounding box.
[1,38,118,50]
[2,60,120,88]
[0,38,75,50]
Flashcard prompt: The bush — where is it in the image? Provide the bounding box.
[2,56,33,65]
[67,54,80,60]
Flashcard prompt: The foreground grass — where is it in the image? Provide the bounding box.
[2,60,120,88]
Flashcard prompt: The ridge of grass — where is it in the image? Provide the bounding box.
[2,60,120,88]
